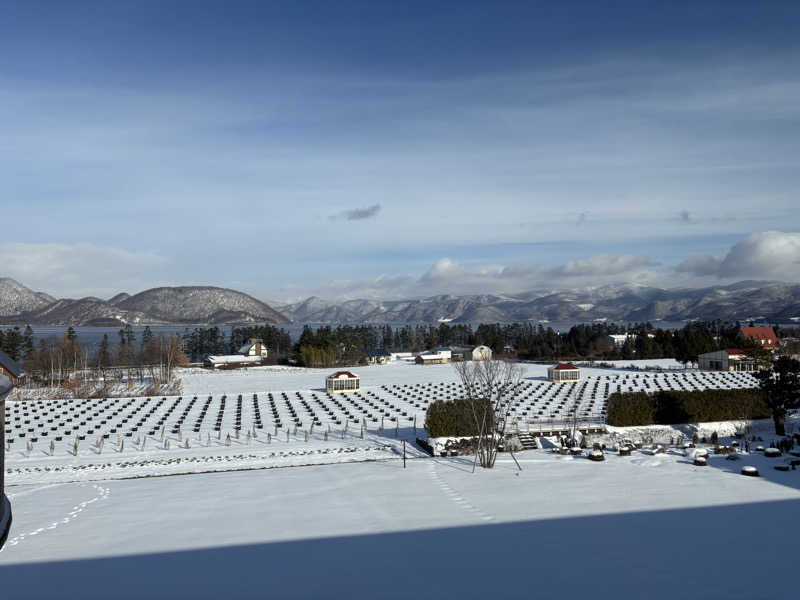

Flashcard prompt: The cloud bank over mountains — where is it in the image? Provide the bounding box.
[676,231,800,280]
[2,231,797,302]
[280,231,800,301]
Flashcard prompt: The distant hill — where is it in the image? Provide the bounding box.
[277,282,800,324]
[0,278,56,317]
[116,286,290,325]
[3,277,799,326]
[0,280,290,326]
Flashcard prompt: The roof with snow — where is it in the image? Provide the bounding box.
[740,326,778,346]
[552,363,579,370]
[205,355,263,365]
[0,348,22,378]
[327,371,358,379]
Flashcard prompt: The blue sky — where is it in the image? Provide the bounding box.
[1,1,799,301]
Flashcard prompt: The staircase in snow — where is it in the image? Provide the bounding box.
[517,433,539,451]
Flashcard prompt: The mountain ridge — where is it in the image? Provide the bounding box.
[276,281,800,324]
[2,277,799,325]
[0,279,290,326]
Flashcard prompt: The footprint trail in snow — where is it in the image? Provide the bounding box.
[0,483,111,552]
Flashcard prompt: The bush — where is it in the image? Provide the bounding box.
[605,392,654,426]
[607,388,769,427]
[425,397,493,438]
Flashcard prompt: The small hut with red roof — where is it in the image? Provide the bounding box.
[548,362,580,383]
[326,370,360,394]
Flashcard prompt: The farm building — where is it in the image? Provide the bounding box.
[740,326,779,351]
[365,349,391,365]
[0,349,22,386]
[204,355,264,369]
[415,350,450,365]
[326,371,360,393]
[472,345,492,360]
[607,333,655,347]
[204,338,269,368]
[237,338,268,358]
[698,349,758,372]
[548,362,580,382]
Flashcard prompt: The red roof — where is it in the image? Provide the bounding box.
[553,363,579,370]
[740,326,778,347]
[725,349,745,355]
[328,371,358,379]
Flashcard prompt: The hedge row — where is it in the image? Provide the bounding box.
[607,388,770,427]
[425,398,493,438]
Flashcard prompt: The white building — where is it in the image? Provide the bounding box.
[204,355,264,369]
[237,338,268,358]
[608,334,633,347]
[548,363,580,383]
[472,345,492,361]
[698,349,757,372]
[205,338,268,368]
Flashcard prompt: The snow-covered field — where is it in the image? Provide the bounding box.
[2,360,797,599]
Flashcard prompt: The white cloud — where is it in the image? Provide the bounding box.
[294,253,661,300]
[0,242,167,298]
[546,254,659,278]
[675,231,800,280]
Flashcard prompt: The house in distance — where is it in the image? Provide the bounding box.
[740,326,779,351]
[204,338,269,369]
[0,349,23,386]
[698,349,758,372]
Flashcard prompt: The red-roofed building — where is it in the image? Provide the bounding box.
[740,326,779,351]
[548,362,580,383]
[326,370,360,394]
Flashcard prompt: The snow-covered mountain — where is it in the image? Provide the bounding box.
[0,280,290,326]
[0,278,55,316]
[116,286,289,325]
[277,282,800,323]
[3,277,799,325]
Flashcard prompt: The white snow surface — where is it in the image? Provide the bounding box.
[2,359,797,599]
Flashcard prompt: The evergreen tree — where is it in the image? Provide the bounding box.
[22,325,34,358]
[754,356,800,436]
[98,333,111,368]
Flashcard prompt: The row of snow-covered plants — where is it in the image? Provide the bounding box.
[4,370,759,461]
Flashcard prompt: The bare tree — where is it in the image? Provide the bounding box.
[453,359,523,469]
